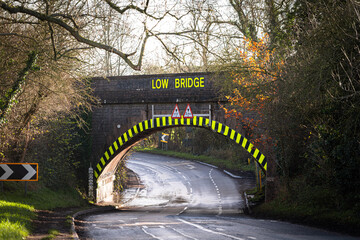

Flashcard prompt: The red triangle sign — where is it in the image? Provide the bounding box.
[171,104,181,119]
[183,104,194,118]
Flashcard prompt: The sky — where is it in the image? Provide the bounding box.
[87,0,245,76]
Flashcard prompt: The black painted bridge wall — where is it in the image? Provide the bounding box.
[90,72,238,163]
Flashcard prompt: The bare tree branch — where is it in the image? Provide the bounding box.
[0,1,147,70]
[58,47,94,59]
[0,32,34,40]
[50,13,80,29]
[149,30,226,62]
[102,0,149,14]
[151,33,184,64]
[0,15,39,24]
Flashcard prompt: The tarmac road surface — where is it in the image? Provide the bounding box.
[78,152,357,240]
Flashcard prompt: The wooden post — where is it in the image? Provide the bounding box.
[259,170,262,189]
[265,153,277,202]
[254,160,259,190]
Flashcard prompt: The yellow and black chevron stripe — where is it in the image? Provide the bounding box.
[94,116,267,179]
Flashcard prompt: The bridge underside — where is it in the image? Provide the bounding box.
[95,116,267,183]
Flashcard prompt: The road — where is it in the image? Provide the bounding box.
[77,152,357,240]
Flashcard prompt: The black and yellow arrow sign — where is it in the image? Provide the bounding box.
[0,163,38,181]
[161,133,169,143]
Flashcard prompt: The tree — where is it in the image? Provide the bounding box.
[0,0,151,71]
[223,34,283,146]
[280,0,360,192]
[0,51,39,128]
[0,2,94,167]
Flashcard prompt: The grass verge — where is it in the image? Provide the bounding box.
[134,146,255,173]
[250,195,360,236]
[41,229,59,240]
[0,184,86,240]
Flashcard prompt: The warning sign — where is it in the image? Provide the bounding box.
[161,133,169,143]
[171,104,181,119]
[183,104,193,118]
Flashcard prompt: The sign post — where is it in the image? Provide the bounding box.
[88,165,94,199]
[161,132,169,151]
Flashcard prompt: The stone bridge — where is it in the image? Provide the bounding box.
[90,72,269,202]
[91,72,229,162]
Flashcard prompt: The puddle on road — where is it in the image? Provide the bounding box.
[118,186,191,208]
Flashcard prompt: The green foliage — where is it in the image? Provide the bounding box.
[41,229,60,240]
[135,145,255,173]
[212,1,360,230]
[0,16,95,189]
[0,185,86,240]
[113,159,128,193]
[26,117,79,188]
[0,51,39,127]
[0,200,34,240]
[24,112,93,190]
[0,186,85,210]
[65,215,73,228]
[155,127,254,173]
[246,186,265,204]
[252,183,360,235]
[69,111,93,191]
[306,128,360,207]
[264,0,360,208]
[0,219,29,240]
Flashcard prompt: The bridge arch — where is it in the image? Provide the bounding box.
[94,116,267,180]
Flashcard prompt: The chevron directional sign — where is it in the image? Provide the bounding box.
[161,132,169,143]
[0,163,38,181]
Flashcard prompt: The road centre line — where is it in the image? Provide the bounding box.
[209,168,222,215]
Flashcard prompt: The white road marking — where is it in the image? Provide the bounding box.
[187,164,195,169]
[177,218,245,240]
[209,169,222,215]
[169,227,199,240]
[177,206,188,215]
[195,161,218,169]
[141,227,162,240]
[223,170,243,179]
